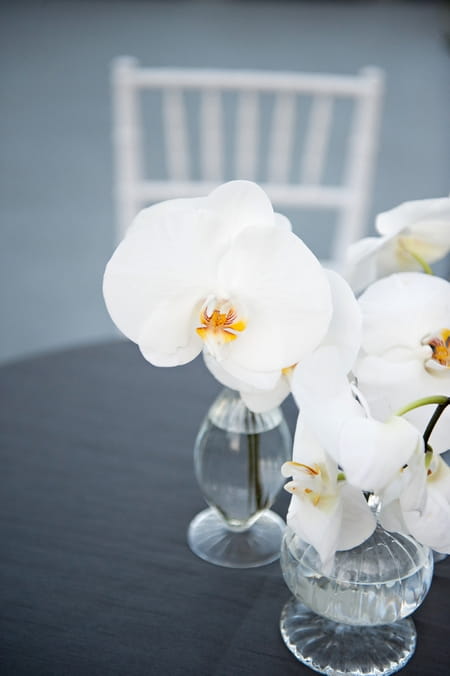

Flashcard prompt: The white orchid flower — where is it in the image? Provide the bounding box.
[103,181,332,385]
[292,345,421,493]
[346,197,450,292]
[203,268,361,412]
[354,272,450,453]
[282,421,376,570]
[380,451,450,554]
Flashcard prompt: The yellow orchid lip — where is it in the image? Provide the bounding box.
[424,328,450,368]
[196,299,246,346]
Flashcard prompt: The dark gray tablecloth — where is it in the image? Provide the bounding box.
[1,340,449,675]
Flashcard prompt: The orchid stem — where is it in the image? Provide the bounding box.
[396,395,448,417]
[247,414,264,511]
[423,398,450,448]
[408,250,433,275]
[396,396,450,453]
[400,241,433,274]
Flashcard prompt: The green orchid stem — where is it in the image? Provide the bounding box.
[407,249,433,275]
[396,395,450,453]
[396,395,448,417]
[400,240,433,274]
[423,398,450,448]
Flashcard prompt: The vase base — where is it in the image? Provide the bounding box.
[187,507,285,568]
[280,598,416,676]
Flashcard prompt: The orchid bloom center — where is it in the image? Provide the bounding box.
[288,461,321,477]
[282,461,330,507]
[423,329,450,368]
[196,296,246,358]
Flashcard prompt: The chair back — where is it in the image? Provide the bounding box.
[112,57,384,266]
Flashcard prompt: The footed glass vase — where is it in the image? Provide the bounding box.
[187,388,291,568]
[280,524,434,676]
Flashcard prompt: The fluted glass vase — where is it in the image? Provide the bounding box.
[280,524,434,675]
[187,387,291,568]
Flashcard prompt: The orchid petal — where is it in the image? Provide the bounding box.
[291,418,338,472]
[285,421,341,567]
[203,352,289,412]
[274,212,293,232]
[138,294,202,366]
[217,225,332,372]
[339,416,421,493]
[355,354,432,415]
[206,180,276,238]
[293,344,352,401]
[336,483,376,551]
[378,448,427,536]
[321,270,362,373]
[103,208,223,343]
[345,237,384,293]
[379,500,409,535]
[240,377,291,413]
[292,346,363,461]
[379,445,427,512]
[203,352,281,391]
[403,457,450,553]
[125,196,205,237]
[286,493,342,571]
[358,273,450,355]
[355,354,450,453]
[376,197,450,243]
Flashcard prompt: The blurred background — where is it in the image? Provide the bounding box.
[1,0,449,365]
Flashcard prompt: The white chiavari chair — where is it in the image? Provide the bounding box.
[111,57,384,268]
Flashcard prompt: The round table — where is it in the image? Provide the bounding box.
[1,340,449,675]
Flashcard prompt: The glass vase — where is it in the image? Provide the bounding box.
[187,387,291,568]
[280,524,434,676]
